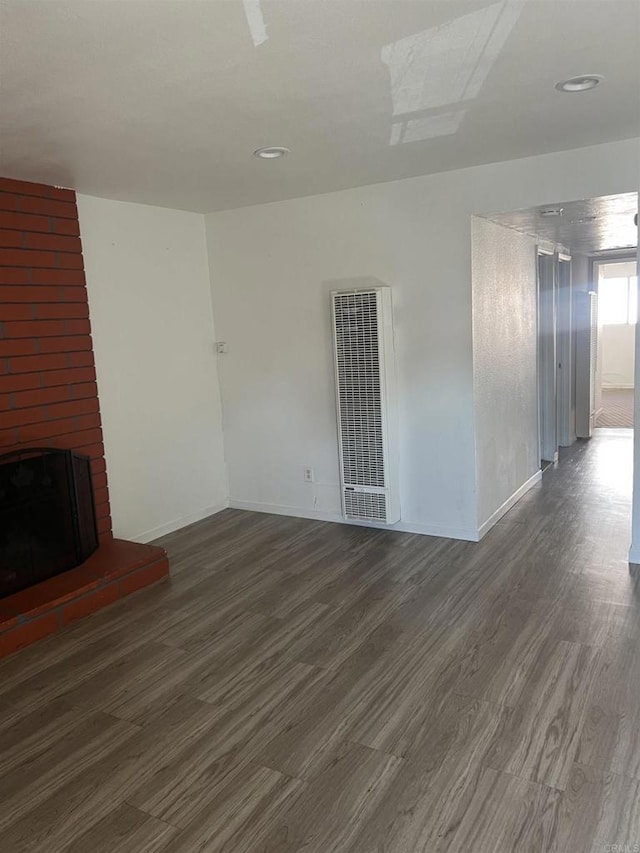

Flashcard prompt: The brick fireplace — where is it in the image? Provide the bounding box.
[0,176,169,657]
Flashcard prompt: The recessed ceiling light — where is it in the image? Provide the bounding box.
[540,208,564,218]
[253,146,290,159]
[555,75,603,93]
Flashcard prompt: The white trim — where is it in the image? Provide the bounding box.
[229,499,480,542]
[133,502,230,543]
[595,426,634,435]
[537,243,556,256]
[477,469,542,539]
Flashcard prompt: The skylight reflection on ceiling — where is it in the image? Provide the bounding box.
[243,0,268,46]
[382,0,525,145]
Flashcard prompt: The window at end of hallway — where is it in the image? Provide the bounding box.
[599,275,638,325]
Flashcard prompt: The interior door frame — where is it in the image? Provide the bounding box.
[556,253,573,446]
[537,249,558,464]
[589,251,638,417]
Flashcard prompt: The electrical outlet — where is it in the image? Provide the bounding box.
[303,466,314,483]
[215,341,228,354]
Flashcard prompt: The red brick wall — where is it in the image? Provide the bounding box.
[0,177,112,541]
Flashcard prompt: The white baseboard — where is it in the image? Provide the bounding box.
[133,502,230,543]
[476,470,542,540]
[629,544,640,566]
[229,499,479,542]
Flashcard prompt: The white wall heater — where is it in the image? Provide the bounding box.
[331,287,400,524]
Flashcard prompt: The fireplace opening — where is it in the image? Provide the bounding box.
[0,448,98,599]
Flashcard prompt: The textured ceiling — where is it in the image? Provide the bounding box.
[1,0,639,212]
[484,193,639,255]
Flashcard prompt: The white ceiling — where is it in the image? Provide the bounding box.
[1,0,639,213]
[485,192,639,255]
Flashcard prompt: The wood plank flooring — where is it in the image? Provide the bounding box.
[1,430,639,851]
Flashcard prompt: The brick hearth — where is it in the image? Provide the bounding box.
[0,539,168,657]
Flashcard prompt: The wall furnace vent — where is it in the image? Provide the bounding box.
[331,287,400,524]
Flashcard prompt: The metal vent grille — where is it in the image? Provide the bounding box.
[333,291,385,488]
[344,489,387,521]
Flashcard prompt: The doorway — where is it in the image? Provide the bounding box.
[479,191,637,562]
[593,258,637,429]
[537,251,573,467]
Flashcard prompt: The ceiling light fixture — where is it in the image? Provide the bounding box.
[540,208,564,218]
[555,75,603,93]
[569,216,597,225]
[253,146,290,159]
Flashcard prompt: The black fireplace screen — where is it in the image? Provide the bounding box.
[0,448,98,599]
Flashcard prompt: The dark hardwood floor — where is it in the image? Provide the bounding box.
[1,430,638,851]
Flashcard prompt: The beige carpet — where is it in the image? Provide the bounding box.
[596,388,634,428]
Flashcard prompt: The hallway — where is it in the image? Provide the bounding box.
[0,433,638,851]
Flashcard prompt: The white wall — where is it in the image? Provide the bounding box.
[78,195,228,542]
[601,324,635,388]
[599,260,637,389]
[472,217,539,531]
[207,191,478,539]
[571,253,595,432]
[206,138,639,541]
[631,238,640,565]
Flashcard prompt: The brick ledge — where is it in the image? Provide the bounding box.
[0,539,169,658]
